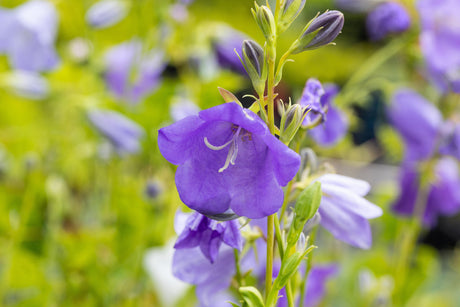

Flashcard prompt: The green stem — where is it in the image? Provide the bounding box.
[279,179,294,221]
[274,216,295,307]
[266,214,275,300]
[299,227,317,307]
[234,249,243,287]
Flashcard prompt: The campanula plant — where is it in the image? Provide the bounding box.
[157,1,383,306]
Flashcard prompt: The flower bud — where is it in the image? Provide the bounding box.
[290,10,344,54]
[278,0,306,33]
[251,4,276,42]
[279,104,308,144]
[242,40,267,94]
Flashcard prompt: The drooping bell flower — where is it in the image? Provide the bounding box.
[316,174,383,249]
[308,84,348,146]
[158,102,301,219]
[366,2,410,41]
[85,0,129,29]
[418,0,460,93]
[87,109,144,155]
[393,157,460,227]
[387,89,443,163]
[0,0,59,72]
[173,210,243,263]
[299,78,326,126]
[104,40,165,104]
[2,70,49,100]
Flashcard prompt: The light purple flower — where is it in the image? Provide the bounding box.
[172,212,239,307]
[387,89,443,162]
[88,109,144,155]
[299,78,326,126]
[105,40,165,104]
[0,0,59,72]
[393,157,460,226]
[418,0,460,93]
[3,70,49,100]
[366,2,410,41]
[308,84,348,146]
[277,264,339,307]
[213,27,247,75]
[85,0,129,29]
[170,98,200,122]
[317,174,383,249]
[158,102,301,219]
[440,122,460,160]
[174,211,243,263]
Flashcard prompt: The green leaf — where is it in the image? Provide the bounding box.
[239,286,265,307]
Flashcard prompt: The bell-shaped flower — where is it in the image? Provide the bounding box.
[366,2,410,41]
[87,109,144,155]
[173,210,243,263]
[393,157,460,227]
[299,78,325,126]
[317,174,383,249]
[0,0,59,72]
[104,40,165,104]
[308,84,348,146]
[387,89,443,162]
[158,102,301,219]
[418,0,460,93]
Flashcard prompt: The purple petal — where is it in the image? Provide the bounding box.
[319,198,373,249]
[305,265,339,307]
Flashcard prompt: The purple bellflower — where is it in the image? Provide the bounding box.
[308,84,348,146]
[85,0,129,29]
[317,174,383,249]
[88,109,144,155]
[300,78,325,126]
[418,0,460,93]
[366,2,410,41]
[173,210,243,263]
[387,89,443,162]
[393,157,460,227]
[213,26,248,75]
[158,102,301,219]
[104,40,165,104]
[299,79,348,146]
[0,0,59,72]
[172,211,240,307]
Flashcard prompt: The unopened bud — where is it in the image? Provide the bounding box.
[291,10,344,54]
[279,104,308,144]
[241,40,267,93]
[252,5,276,42]
[278,0,306,33]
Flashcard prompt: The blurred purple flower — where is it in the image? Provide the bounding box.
[169,98,200,122]
[105,40,165,104]
[0,0,59,72]
[366,2,410,41]
[144,180,162,199]
[418,0,460,93]
[317,174,383,249]
[393,157,460,226]
[277,264,339,307]
[174,210,242,263]
[3,70,49,100]
[440,122,460,160]
[213,27,247,75]
[308,84,348,146]
[387,89,443,162]
[88,109,144,155]
[158,102,300,219]
[85,0,129,29]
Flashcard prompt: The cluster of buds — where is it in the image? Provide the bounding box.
[278,101,309,145]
